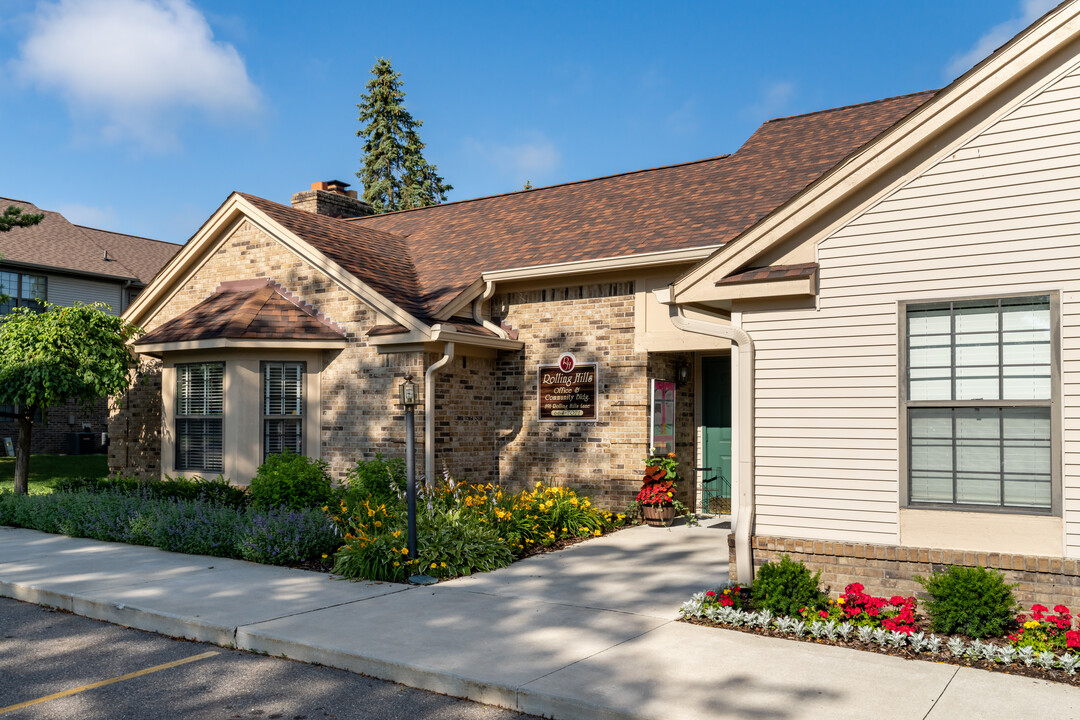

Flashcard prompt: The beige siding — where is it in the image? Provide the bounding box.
[47,273,124,314]
[745,59,1080,552]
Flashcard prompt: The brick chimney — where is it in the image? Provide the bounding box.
[290,180,375,219]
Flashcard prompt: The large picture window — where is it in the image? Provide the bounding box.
[904,295,1055,512]
[0,271,46,314]
[263,361,304,460]
[175,362,224,472]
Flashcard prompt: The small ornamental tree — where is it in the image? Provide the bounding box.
[356,58,452,213]
[0,302,141,494]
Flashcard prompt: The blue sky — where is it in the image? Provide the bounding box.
[0,0,1060,244]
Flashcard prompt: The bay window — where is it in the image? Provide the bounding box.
[263,361,304,460]
[175,362,224,472]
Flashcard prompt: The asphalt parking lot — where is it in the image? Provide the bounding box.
[0,598,538,720]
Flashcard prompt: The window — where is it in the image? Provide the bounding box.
[903,295,1055,512]
[263,361,304,460]
[0,271,46,314]
[175,363,224,472]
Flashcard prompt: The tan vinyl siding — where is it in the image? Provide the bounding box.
[745,59,1080,552]
[46,274,124,314]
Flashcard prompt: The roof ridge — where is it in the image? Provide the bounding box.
[75,224,179,246]
[344,154,733,221]
[0,196,34,206]
[763,89,941,124]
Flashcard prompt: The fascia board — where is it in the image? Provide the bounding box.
[367,329,431,345]
[135,338,348,355]
[708,275,816,302]
[0,259,138,284]
[430,327,523,350]
[123,195,245,326]
[671,4,1080,303]
[480,244,721,284]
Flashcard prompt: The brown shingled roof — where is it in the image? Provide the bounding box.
[136,278,346,346]
[0,197,178,284]
[236,89,938,321]
[718,262,819,285]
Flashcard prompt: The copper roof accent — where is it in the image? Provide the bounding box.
[0,197,178,283]
[717,262,819,285]
[135,278,346,346]
[233,89,936,321]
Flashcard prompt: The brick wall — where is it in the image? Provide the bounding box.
[739,534,1080,611]
[434,352,496,483]
[108,360,163,478]
[0,397,108,456]
[493,284,697,510]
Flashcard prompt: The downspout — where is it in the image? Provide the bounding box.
[424,339,455,487]
[659,294,756,584]
[473,280,509,339]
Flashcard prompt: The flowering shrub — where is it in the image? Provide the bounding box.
[328,476,625,581]
[1009,603,1080,652]
[0,489,338,565]
[802,583,921,634]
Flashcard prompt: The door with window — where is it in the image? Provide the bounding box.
[700,355,732,514]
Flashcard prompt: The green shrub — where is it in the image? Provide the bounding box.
[248,450,333,510]
[339,455,406,508]
[0,489,337,565]
[750,555,828,616]
[59,474,248,509]
[916,565,1017,639]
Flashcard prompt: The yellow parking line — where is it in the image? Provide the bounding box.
[0,650,220,715]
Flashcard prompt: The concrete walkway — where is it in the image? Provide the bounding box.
[2,520,1078,719]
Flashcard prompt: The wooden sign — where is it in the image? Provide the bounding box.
[538,354,598,422]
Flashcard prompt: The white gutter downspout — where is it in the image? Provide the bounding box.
[473,280,509,339]
[424,339,455,487]
[657,291,756,584]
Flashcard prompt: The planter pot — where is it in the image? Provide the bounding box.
[642,505,676,527]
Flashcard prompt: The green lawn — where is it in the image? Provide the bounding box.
[0,454,109,494]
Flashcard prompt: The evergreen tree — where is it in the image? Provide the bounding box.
[356,58,451,213]
[0,206,43,232]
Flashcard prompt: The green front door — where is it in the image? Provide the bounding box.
[700,355,732,514]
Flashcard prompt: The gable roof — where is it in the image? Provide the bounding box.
[225,88,935,322]
[135,278,346,347]
[670,1,1079,303]
[0,197,179,284]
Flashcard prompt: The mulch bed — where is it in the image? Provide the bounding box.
[680,616,1080,687]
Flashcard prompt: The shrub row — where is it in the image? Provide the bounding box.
[0,490,338,566]
[59,474,249,510]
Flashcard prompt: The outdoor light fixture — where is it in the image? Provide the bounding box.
[676,363,691,386]
[400,375,436,586]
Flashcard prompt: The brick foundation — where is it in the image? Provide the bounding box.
[734,534,1080,610]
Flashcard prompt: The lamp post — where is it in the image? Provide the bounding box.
[400,375,435,585]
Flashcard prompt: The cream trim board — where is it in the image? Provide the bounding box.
[483,244,721,283]
[707,275,815,303]
[136,338,348,355]
[900,508,1062,555]
[671,4,1080,303]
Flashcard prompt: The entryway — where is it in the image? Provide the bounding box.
[698,355,731,514]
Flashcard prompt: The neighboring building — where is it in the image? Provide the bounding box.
[0,198,179,454]
[113,1,1080,607]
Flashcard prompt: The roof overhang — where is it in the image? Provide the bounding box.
[432,243,722,320]
[134,337,348,358]
[669,1,1080,306]
[366,322,523,351]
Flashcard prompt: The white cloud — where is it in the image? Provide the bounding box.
[57,202,117,229]
[12,0,260,150]
[464,133,562,187]
[741,81,796,121]
[946,0,1058,79]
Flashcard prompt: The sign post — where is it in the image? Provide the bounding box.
[400,375,435,585]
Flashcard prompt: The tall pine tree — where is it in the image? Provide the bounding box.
[356,58,451,213]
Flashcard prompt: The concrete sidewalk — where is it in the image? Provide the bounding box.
[2,521,1078,720]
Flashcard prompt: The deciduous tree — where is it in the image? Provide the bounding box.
[0,303,140,493]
